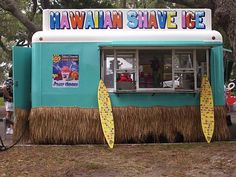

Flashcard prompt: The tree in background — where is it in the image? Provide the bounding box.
[0,0,235,83]
[0,0,112,83]
[0,0,113,46]
[168,0,235,58]
[0,0,41,83]
[210,0,236,60]
[167,0,236,81]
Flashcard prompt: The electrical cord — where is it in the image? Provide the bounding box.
[0,136,6,151]
[0,122,28,152]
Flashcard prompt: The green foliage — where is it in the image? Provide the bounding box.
[0,97,3,106]
[137,0,167,8]
[55,0,113,8]
[0,9,23,83]
[0,0,43,83]
[0,0,233,84]
[0,10,28,42]
[0,51,9,84]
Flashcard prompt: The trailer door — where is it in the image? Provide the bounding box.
[13,46,31,109]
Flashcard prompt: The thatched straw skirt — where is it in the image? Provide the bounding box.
[13,108,30,143]
[14,106,230,144]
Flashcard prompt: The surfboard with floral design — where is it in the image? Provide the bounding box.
[98,80,115,148]
[200,75,214,143]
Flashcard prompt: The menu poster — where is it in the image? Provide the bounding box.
[52,54,79,88]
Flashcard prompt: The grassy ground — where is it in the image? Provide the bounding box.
[0,142,236,177]
[0,97,3,106]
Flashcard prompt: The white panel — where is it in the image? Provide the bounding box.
[32,30,222,43]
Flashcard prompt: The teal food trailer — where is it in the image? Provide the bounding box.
[13,9,229,144]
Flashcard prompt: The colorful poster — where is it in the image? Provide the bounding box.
[52,54,79,88]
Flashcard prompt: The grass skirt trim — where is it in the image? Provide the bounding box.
[13,108,30,143]
[24,106,230,144]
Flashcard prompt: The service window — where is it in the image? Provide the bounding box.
[116,51,136,91]
[103,50,115,88]
[196,49,208,88]
[173,50,195,90]
[139,50,172,90]
[101,48,209,93]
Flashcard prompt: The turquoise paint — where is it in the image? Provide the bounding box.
[111,41,222,47]
[109,93,200,107]
[32,43,42,106]
[31,41,224,108]
[32,42,100,108]
[210,46,225,106]
[13,46,32,109]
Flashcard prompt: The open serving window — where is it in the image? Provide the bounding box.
[101,47,209,93]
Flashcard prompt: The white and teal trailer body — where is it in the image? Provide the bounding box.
[13,9,229,144]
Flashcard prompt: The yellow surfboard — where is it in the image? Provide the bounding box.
[98,80,115,148]
[200,75,214,143]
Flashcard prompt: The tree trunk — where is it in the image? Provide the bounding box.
[0,0,40,34]
[122,0,126,8]
[40,0,51,9]
[0,36,11,56]
[210,0,236,61]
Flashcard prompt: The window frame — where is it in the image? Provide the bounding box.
[137,49,173,92]
[173,49,196,91]
[101,47,210,93]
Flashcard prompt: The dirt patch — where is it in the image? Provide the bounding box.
[0,142,236,177]
[0,106,5,118]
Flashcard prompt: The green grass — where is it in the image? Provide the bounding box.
[0,97,4,106]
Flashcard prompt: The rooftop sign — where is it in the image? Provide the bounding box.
[43,9,212,31]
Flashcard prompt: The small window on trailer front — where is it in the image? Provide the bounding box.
[101,48,209,93]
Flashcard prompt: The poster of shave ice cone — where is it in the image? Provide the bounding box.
[52,54,79,88]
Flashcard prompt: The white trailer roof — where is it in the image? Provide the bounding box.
[32,30,222,43]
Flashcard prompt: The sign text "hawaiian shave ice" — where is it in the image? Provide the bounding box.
[43,9,212,31]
